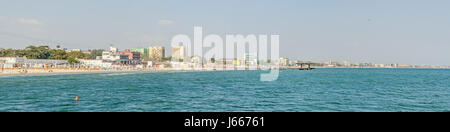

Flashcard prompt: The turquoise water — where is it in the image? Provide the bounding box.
[1,68,449,112]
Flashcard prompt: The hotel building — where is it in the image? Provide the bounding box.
[172,46,185,61]
[148,46,165,61]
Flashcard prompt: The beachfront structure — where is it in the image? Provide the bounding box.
[148,46,165,61]
[189,56,205,68]
[101,45,141,65]
[190,56,204,64]
[147,61,154,67]
[102,45,124,61]
[79,59,112,68]
[216,58,234,66]
[0,57,26,68]
[120,49,141,60]
[280,57,289,66]
[25,59,68,68]
[102,51,129,61]
[0,57,68,69]
[172,46,185,61]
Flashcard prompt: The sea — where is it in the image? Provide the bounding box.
[1,68,449,112]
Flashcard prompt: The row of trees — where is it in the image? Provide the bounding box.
[0,46,104,62]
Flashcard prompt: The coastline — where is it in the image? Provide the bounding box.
[0,69,174,77]
[0,67,227,77]
[2,67,449,77]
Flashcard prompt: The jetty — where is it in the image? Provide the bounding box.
[280,62,320,70]
[296,62,318,70]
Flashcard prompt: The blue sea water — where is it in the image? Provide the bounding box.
[0,68,449,112]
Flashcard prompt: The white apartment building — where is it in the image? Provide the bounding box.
[172,46,185,61]
[280,57,289,66]
[102,51,129,61]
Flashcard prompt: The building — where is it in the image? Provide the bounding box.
[82,50,91,55]
[131,48,148,57]
[190,56,203,64]
[216,58,234,66]
[1,57,69,69]
[25,59,68,68]
[342,61,351,67]
[67,49,82,52]
[0,57,26,68]
[288,60,297,66]
[148,46,165,61]
[280,57,289,66]
[172,46,185,61]
[120,49,141,60]
[101,45,140,65]
[102,45,124,61]
[109,45,118,53]
[244,53,258,66]
[79,59,112,68]
[147,61,154,67]
[398,64,412,68]
[102,51,128,61]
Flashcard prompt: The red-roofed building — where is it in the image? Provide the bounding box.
[120,49,141,60]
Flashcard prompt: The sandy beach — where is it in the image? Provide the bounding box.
[0,67,230,77]
[0,68,174,77]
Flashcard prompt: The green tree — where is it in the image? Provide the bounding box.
[67,57,80,64]
[161,56,172,62]
[49,49,68,60]
[89,49,104,59]
[67,51,90,59]
[24,45,51,59]
[0,48,14,57]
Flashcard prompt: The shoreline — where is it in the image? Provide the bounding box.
[0,70,133,77]
[0,68,229,77]
[0,69,176,77]
[1,67,449,77]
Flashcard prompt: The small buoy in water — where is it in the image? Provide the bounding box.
[74,96,79,101]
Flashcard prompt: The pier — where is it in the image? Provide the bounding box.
[296,62,316,70]
[281,62,320,70]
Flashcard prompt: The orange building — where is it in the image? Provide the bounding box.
[120,49,141,60]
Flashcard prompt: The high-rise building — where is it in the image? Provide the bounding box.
[172,46,185,61]
[148,46,165,61]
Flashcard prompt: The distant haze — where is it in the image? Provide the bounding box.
[0,0,449,65]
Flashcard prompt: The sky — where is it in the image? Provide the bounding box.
[0,0,449,65]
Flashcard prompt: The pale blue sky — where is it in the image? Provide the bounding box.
[0,0,449,65]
